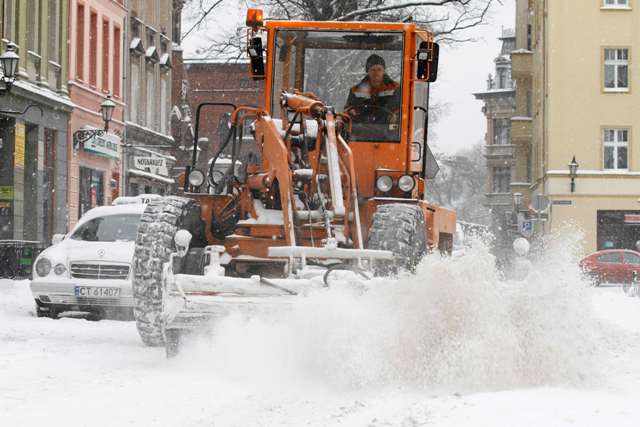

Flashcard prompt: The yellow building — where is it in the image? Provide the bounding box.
[516,0,640,252]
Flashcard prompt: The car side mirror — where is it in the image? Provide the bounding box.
[417,41,439,83]
[52,234,65,245]
[247,36,265,79]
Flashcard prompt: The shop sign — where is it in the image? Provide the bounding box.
[83,132,120,159]
[0,186,13,200]
[14,122,25,168]
[133,156,168,176]
[624,214,640,224]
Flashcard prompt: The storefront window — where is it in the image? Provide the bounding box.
[79,167,105,218]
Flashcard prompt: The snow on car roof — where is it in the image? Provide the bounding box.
[75,203,147,226]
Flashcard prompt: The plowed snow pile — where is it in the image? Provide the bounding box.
[184,231,600,392]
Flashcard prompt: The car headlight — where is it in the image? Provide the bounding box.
[54,263,67,276]
[35,258,52,277]
[398,175,415,192]
[188,169,205,186]
[376,175,393,193]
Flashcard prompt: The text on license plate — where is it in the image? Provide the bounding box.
[74,287,121,297]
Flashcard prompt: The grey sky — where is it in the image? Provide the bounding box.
[181,0,516,154]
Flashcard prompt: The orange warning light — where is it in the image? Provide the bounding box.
[246,8,264,28]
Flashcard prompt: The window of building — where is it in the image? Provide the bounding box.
[160,75,168,134]
[604,48,629,91]
[602,0,630,9]
[48,0,62,89]
[26,0,40,53]
[76,4,85,80]
[89,10,97,87]
[114,26,121,97]
[102,18,109,91]
[493,118,511,145]
[146,65,155,129]
[3,1,13,41]
[131,59,140,122]
[492,166,511,193]
[603,128,629,170]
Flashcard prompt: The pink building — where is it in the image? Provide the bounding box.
[68,0,126,226]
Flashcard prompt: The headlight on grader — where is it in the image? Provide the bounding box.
[398,175,415,192]
[376,175,393,193]
[188,169,205,187]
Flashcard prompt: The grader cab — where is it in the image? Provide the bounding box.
[131,10,456,356]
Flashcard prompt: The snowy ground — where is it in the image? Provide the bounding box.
[2,240,640,426]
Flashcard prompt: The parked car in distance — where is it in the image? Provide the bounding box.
[29,195,160,320]
[579,249,640,286]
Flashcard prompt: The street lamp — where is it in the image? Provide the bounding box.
[0,43,20,95]
[73,94,116,150]
[568,156,579,193]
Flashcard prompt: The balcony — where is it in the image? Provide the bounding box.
[511,50,532,79]
[484,193,514,207]
[511,117,533,141]
[484,144,515,159]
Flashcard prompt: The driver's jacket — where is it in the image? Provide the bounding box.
[344,74,401,124]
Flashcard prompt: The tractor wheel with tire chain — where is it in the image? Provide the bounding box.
[366,203,427,276]
[132,196,205,347]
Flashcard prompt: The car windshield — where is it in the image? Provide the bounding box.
[271,30,404,142]
[70,214,141,242]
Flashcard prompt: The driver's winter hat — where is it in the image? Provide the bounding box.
[366,54,386,71]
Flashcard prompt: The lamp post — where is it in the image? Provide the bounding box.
[73,94,116,150]
[568,156,579,193]
[0,43,19,95]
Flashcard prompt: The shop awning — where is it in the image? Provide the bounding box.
[128,169,175,184]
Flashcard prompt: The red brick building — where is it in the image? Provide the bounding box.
[182,61,264,171]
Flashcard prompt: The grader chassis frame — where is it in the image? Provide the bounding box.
[131,10,456,357]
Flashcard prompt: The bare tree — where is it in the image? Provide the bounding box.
[182,0,499,60]
[427,141,490,225]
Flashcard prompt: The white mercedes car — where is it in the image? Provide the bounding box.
[30,195,159,320]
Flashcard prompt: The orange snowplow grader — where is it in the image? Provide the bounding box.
[132,9,456,356]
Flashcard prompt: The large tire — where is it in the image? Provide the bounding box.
[367,203,427,275]
[132,196,204,347]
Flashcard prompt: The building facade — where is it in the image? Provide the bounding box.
[473,30,517,256]
[521,0,640,252]
[0,0,72,244]
[184,61,264,172]
[123,0,176,197]
[68,0,126,226]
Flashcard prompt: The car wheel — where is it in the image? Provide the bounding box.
[35,300,59,319]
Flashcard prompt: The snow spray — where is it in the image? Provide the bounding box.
[181,229,600,393]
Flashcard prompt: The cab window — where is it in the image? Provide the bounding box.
[271,30,404,142]
[71,214,141,242]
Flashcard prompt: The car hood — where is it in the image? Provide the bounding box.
[42,239,135,265]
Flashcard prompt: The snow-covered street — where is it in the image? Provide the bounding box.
[2,242,640,427]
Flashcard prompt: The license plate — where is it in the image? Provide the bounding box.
[74,287,121,298]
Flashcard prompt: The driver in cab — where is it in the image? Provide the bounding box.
[344,54,400,125]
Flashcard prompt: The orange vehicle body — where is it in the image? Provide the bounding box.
[180,13,456,267]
